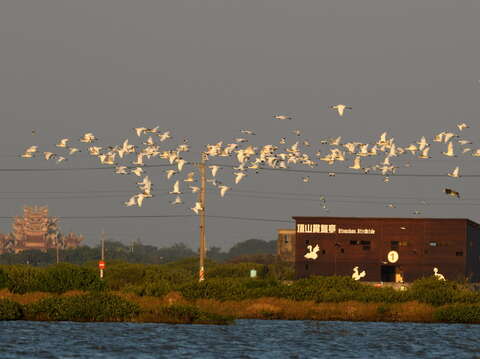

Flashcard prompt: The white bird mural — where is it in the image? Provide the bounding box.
[352,266,366,281]
[304,245,320,260]
[433,267,446,281]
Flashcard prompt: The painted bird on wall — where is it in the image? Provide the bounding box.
[352,266,366,281]
[304,245,320,260]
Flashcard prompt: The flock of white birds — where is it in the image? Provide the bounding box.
[20,104,472,215]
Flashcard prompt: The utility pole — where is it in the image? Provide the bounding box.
[198,153,207,282]
[56,237,60,264]
[100,230,105,279]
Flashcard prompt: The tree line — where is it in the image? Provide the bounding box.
[0,238,277,266]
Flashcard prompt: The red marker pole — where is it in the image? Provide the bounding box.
[99,260,106,279]
[99,233,105,279]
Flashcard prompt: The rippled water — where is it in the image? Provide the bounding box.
[1,320,480,358]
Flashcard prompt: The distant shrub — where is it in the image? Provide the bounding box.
[126,280,173,297]
[0,268,9,289]
[41,263,104,293]
[142,280,172,297]
[207,263,265,279]
[6,266,44,294]
[434,304,480,323]
[409,277,480,306]
[104,262,146,290]
[0,299,23,320]
[156,304,234,324]
[143,265,193,284]
[179,278,282,301]
[286,276,365,302]
[25,293,139,322]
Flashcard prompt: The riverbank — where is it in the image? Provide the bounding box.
[1,262,480,324]
[0,289,464,324]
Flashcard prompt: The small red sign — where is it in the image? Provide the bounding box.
[98,260,106,269]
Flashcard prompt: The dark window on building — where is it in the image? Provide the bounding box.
[305,263,309,270]
[429,242,438,247]
[391,241,399,250]
[456,251,463,257]
[322,249,326,255]
[340,248,345,254]
[350,240,359,245]
[362,245,371,251]
[360,240,370,245]
[284,238,289,244]
[305,240,309,245]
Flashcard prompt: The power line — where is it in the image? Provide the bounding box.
[212,163,480,178]
[0,163,172,172]
[3,160,480,178]
[206,215,293,223]
[0,213,293,223]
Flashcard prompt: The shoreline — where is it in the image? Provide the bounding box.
[0,289,470,324]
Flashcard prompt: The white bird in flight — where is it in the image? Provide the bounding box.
[165,169,177,179]
[170,196,183,205]
[43,152,56,160]
[330,104,352,117]
[131,167,144,177]
[169,180,182,194]
[209,165,220,177]
[272,114,292,120]
[68,147,80,155]
[80,133,97,143]
[124,195,137,207]
[218,185,230,198]
[56,138,69,148]
[442,142,455,157]
[234,172,247,184]
[191,202,203,215]
[448,166,460,178]
[183,172,195,183]
[134,127,147,137]
[115,166,128,175]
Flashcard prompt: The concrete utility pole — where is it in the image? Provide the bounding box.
[56,238,60,264]
[100,230,105,279]
[198,153,207,282]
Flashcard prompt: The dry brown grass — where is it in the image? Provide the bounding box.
[0,289,436,323]
[0,289,51,305]
[192,296,435,323]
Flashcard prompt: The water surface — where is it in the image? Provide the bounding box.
[1,320,479,358]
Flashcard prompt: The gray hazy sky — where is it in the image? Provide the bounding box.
[1,1,480,249]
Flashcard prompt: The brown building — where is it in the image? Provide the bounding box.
[277,229,296,262]
[0,206,84,254]
[294,217,480,282]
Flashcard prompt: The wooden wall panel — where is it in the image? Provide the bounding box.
[294,217,477,282]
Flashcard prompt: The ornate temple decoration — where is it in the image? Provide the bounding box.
[0,206,84,254]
